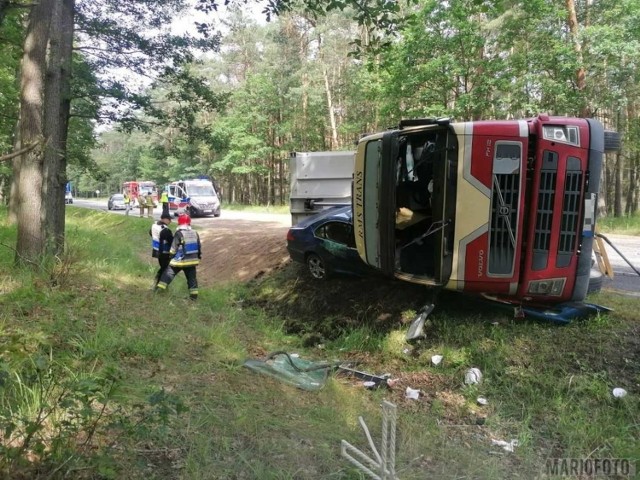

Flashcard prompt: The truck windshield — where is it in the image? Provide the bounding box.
[188,184,215,196]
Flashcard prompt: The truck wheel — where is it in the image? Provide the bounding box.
[306,253,329,280]
[604,130,621,153]
[587,268,604,294]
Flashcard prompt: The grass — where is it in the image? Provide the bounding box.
[598,212,640,235]
[0,205,639,479]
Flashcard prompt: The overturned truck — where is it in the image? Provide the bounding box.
[352,115,620,310]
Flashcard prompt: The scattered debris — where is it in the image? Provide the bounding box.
[431,354,443,366]
[612,388,628,398]
[386,378,399,388]
[342,401,400,480]
[244,351,336,391]
[464,368,483,385]
[477,397,488,406]
[405,387,421,400]
[491,438,519,452]
[337,366,391,389]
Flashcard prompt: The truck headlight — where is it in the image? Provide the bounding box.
[527,278,566,296]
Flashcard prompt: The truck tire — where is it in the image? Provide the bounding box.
[604,130,621,153]
[587,268,604,294]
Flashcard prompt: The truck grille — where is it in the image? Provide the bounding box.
[556,165,583,267]
[532,170,556,270]
[488,173,519,275]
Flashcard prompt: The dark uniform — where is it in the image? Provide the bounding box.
[150,216,174,287]
[155,217,201,300]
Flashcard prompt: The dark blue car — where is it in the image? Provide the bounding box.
[286,206,374,280]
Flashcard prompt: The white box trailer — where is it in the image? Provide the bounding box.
[289,151,355,225]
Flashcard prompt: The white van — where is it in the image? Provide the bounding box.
[167,179,221,217]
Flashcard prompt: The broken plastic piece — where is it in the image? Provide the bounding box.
[405,303,435,342]
[612,388,627,398]
[405,387,420,400]
[491,439,519,452]
[464,368,483,385]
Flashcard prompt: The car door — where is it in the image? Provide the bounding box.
[315,220,370,275]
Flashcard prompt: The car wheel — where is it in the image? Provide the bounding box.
[587,268,604,294]
[306,253,328,280]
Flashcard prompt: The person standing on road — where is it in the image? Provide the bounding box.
[138,193,147,217]
[145,193,156,218]
[149,213,174,288]
[155,213,201,300]
[124,191,131,216]
[160,189,170,218]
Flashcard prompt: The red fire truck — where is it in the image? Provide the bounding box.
[122,181,158,207]
[353,115,620,313]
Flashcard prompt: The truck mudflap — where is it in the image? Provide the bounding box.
[572,119,604,301]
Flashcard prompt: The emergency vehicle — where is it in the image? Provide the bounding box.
[167,179,221,217]
[122,181,158,207]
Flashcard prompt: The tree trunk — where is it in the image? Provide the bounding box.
[42,0,74,256]
[14,0,54,265]
[565,0,588,116]
[614,151,623,216]
[323,67,339,150]
[0,0,9,25]
[625,158,636,215]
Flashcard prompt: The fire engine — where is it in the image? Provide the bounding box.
[122,181,158,207]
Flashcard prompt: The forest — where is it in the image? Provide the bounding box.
[0,0,639,262]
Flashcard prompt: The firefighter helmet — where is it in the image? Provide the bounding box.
[178,213,191,226]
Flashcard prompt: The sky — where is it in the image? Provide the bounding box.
[171,0,267,36]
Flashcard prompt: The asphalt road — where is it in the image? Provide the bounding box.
[597,233,640,297]
[71,198,640,296]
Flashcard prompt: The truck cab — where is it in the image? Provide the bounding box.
[353,115,619,306]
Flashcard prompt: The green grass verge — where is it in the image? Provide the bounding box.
[598,212,640,235]
[0,205,638,479]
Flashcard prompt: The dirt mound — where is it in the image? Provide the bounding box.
[196,213,291,287]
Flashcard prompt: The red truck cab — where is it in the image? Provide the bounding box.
[353,115,619,306]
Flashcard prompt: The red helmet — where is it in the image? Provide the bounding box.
[178,213,191,226]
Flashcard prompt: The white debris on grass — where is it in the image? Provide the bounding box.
[491,439,519,452]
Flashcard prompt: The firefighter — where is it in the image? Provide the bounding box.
[155,213,201,300]
[138,193,147,217]
[149,213,173,288]
[145,193,156,218]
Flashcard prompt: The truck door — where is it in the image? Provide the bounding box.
[353,131,398,276]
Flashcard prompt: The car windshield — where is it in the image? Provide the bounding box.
[112,194,124,200]
[188,184,215,196]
